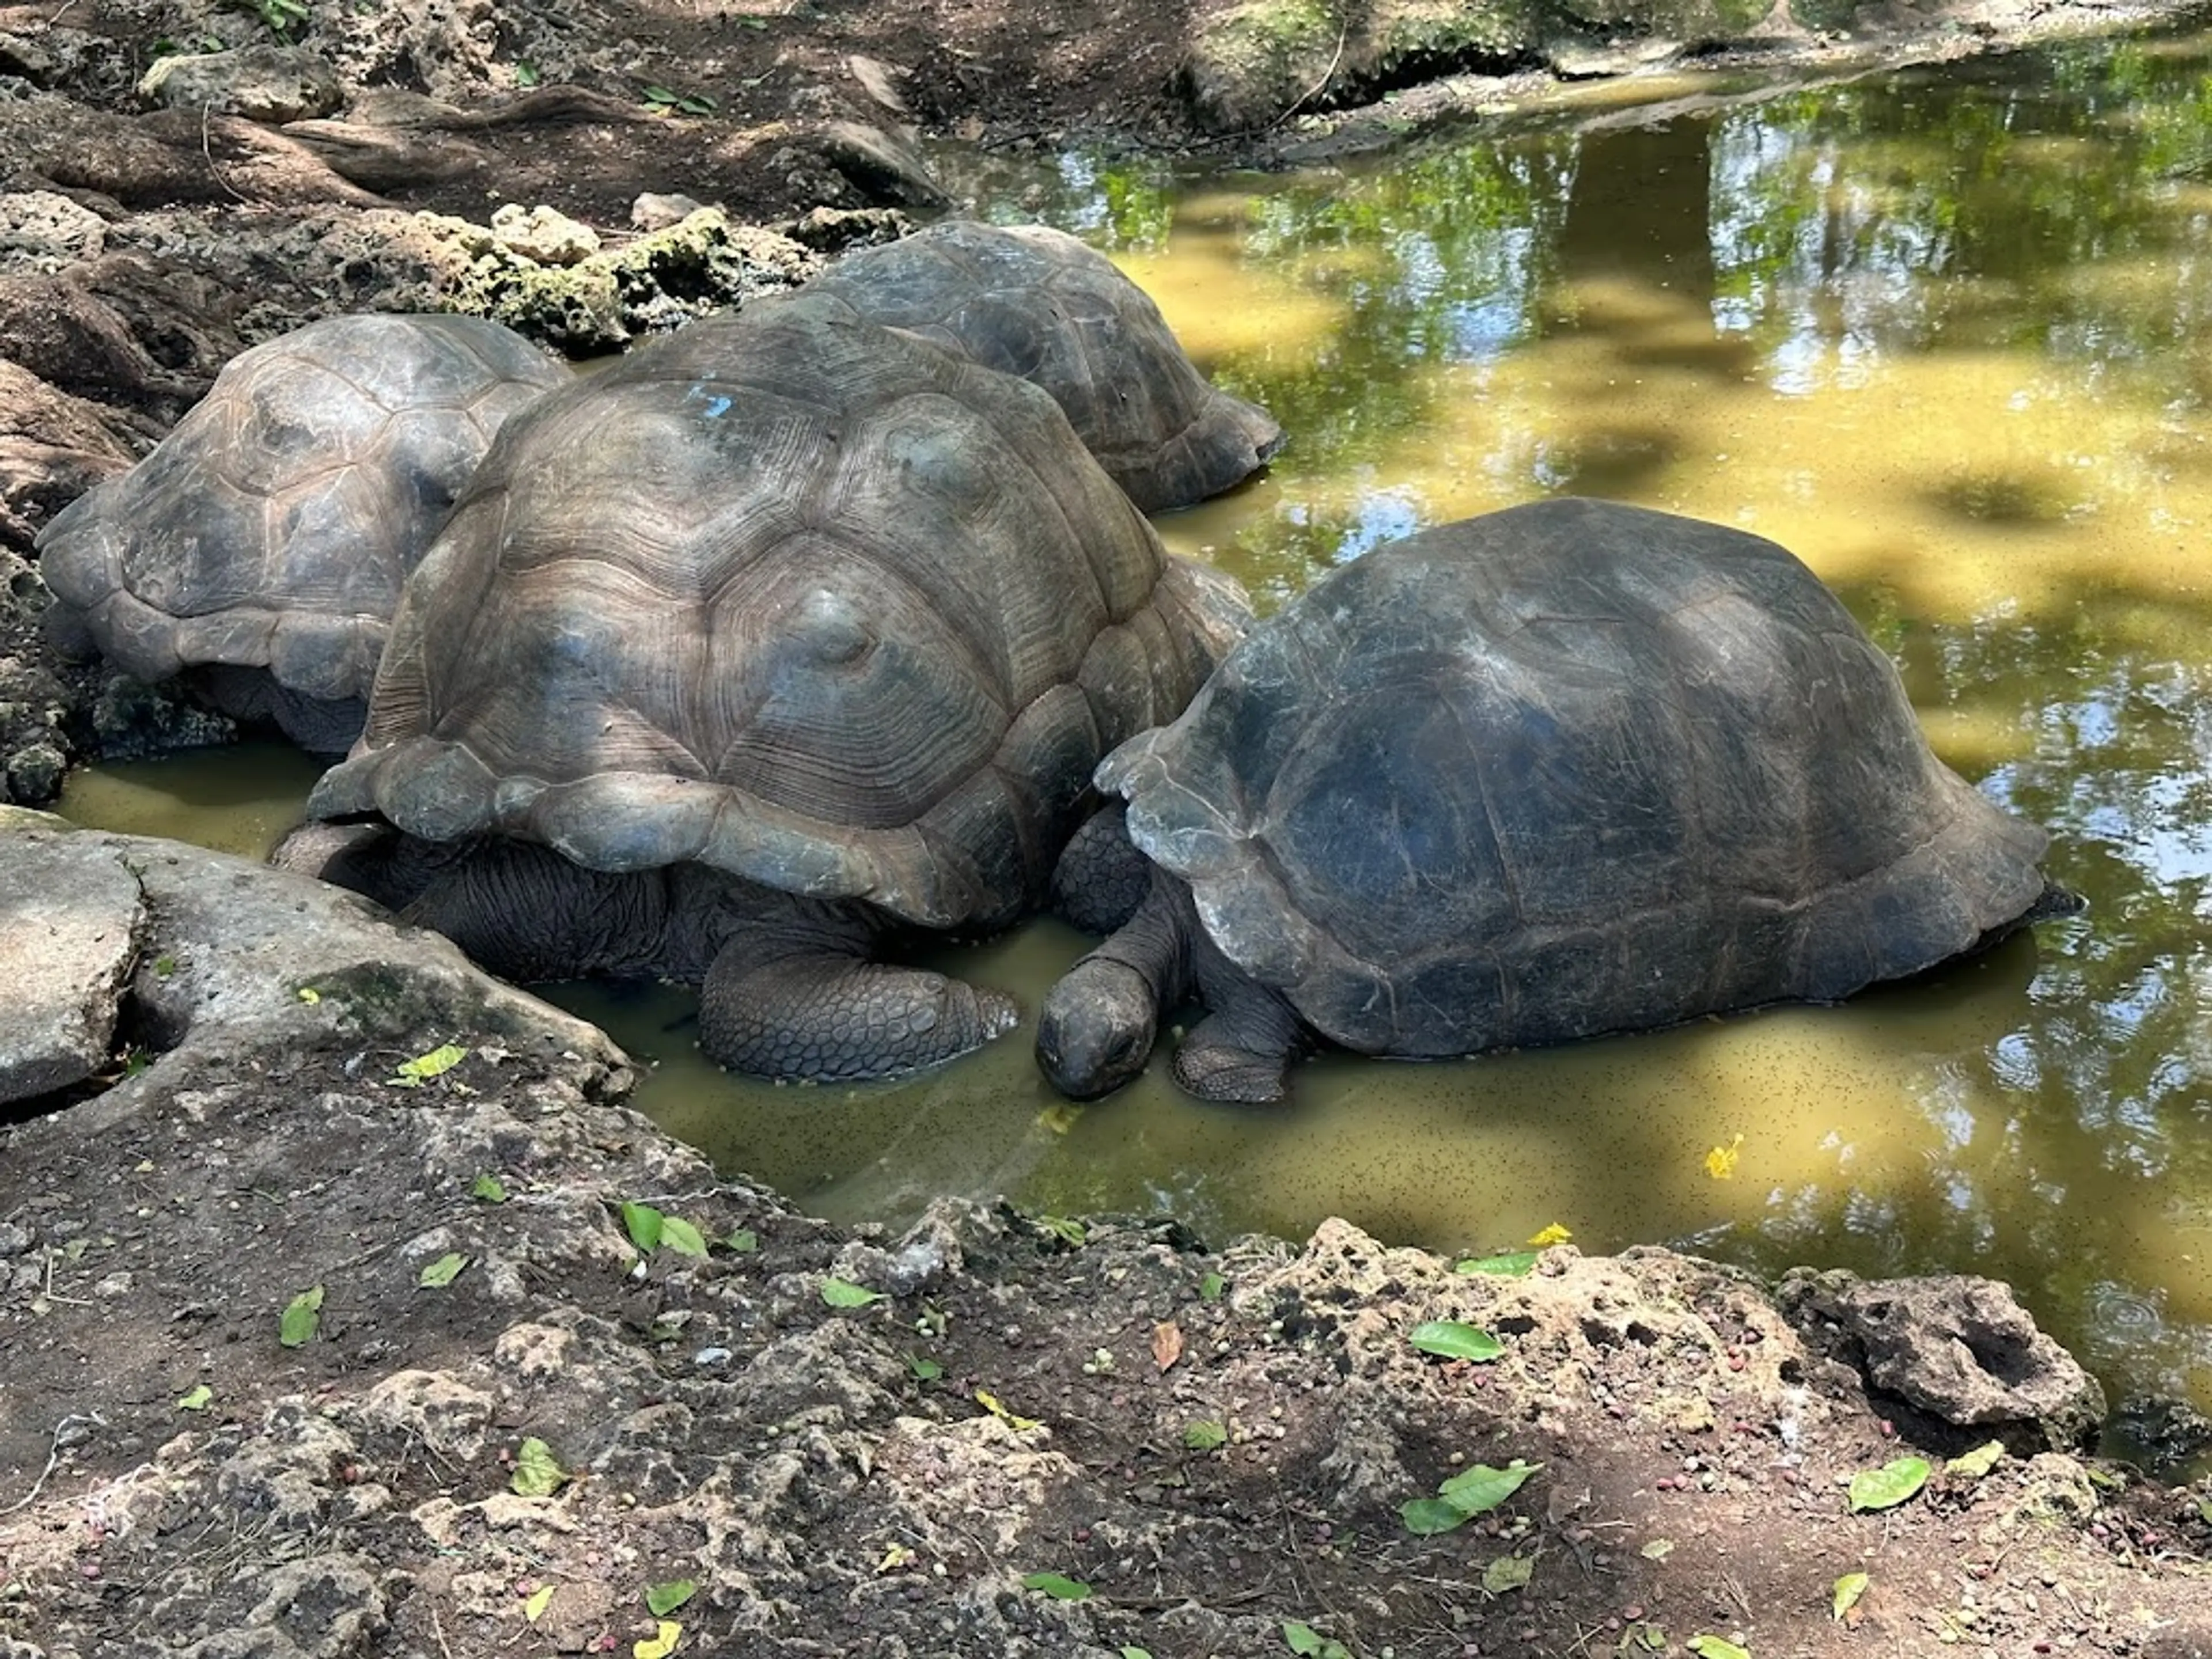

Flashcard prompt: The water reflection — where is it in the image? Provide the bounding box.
[50,27,2212,1443]
[930,27,2212,1434]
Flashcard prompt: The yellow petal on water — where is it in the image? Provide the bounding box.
[1705,1134,1745,1180]
[1527,1222,1574,1248]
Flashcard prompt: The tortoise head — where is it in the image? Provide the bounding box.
[1036,956,1160,1100]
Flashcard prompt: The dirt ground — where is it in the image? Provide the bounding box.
[6,0,2212,1654]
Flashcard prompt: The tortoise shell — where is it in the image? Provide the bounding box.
[806,220,1283,513]
[1102,497,2054,1055]
[36,313,568,709]
[308,297,1250,930]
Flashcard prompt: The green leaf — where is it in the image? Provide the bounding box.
[1120,1650,1153,1659]
[1481,1552,1533,1593]
[515,59,540,88]
[1199,1271,1225,1302]
[620,1201,664,1253]
[510,1436,567,1497]
[1686,1638,1751,1659]
[296,986,321,1004]
[1021,1571,1092,1601]
[822,1278,887,1308]
[1408,1320,1505,1362]
[658,1216,709,1259]
[1438,1459,1542,1516]
[471,1173,507,1202]
[1832,1570,1869,1620]
[1947,1441,2005,1480]
[522,1583,554,1622]
[723,1227,758,1253]
[1283,1623,1323,1656]
[1183,1420,1228,1450]
[176,1383,213,1411]
[1848,1456,1931,1513]
[907,1354,942,1381]
[1400,1496,1472,1535]
[278,1285,324,1348]
[1036,1214,1086,1247]
[418,1252,467,1288]
[1456,1250,1539,1277]
[389,1042,468,1086]
[1640,1536,1676,1560]
[645,1579,697,1616]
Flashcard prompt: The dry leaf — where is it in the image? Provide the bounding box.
[1152,1320,1185,1372]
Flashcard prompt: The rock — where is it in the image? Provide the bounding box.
[1777,1267,2107,1450]
[137,44,344,124]
[781,204,910,253]
[806,119,950,209]
[844,54,911,116]
[0,361,143,552]
[0,809,629,1119]
[358,205,817,353]
[0,817,141,1105]
[0,191,109,270]
[490,202,601,264]
[631,191,705,231]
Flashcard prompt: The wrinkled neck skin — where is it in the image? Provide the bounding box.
[274,824,886,987]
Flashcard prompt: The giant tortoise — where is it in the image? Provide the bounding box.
[37,312,570,753]
[1037,497,2078,1104]
[296,296,1251,1083]
[806,219,1283,513]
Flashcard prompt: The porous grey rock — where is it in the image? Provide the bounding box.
[1778,1267,2107,1449]
[0,808,628,1119]
[350,1369,497,1461]
[0,191,109,268]
[137,44,344,124]
[630,191,705,231]
[0,817,141,1104]
[490,202,601,264]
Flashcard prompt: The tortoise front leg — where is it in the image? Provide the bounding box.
[1171,947,1313,1105]
[699,944,1018,1083]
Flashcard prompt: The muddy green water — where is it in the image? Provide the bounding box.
[59,29,2212,1433]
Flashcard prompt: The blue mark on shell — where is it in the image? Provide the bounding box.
[683,383,734,418]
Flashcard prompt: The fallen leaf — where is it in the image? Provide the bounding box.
[418,1252,467,1288]
[645,1579,696,1616]
[976,1390,1041,1431]
[1021,1571,1091,1600]
[510,1436,568,1498]
[1481,1552,1533,1593]
[1527,1222,1573,1247]
[1946,1441,2005,1480]
[1833,1570,1869,1622]
[1849,1456,1930,1513]
[1704,1133,1744,1179]
[175,1384,213,1411]
[634,1619,681,1659]
[1153,1320,1185,1371]
[278,1285,324,1348]
[388,1041,468,1086]
[523,1584,554,1622]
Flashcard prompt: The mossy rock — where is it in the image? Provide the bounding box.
[393,207,818,355]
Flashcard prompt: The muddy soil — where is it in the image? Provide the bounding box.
[5,0,2212,1654]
